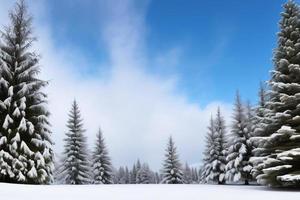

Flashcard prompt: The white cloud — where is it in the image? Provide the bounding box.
[154,47,183,72]
[0,0,232,170]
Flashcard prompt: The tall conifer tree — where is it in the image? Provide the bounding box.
[136,163,152,184]
[256,1,300,187]
[250,82,271,179]
[201,117,218,183]
[201,111,227,184]
[225,92,252,184]
[91,128,113,184]
[214,107,227,184]
[130,163,137,184]
[60,100,90,184]
[161,136,183,184]
[182,163,193,184]
[0,0,53,184]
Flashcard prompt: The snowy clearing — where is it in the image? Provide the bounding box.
[1,183,300,200]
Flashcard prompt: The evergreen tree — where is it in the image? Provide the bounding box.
[225,92,252,184]
[91,128,113,184]
[60,100,90,184]
[214,107,227,184]
[135,159,142,183]
[136,163,152,184]
[249,82,271,179]
[111,167,118,184]
[201,111,227,184]
[124,166,130,184]
[161,136,183,184]
[115,166,126,184]
[256,1,300,187]
[130,163,137,184]
[245,101,256,183]
[182,163,193,184]
[201,116,220,183]
[191,167,199,183]
[0,0,53,184]
[136,159,141,172]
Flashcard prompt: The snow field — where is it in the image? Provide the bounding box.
[1,183,300,200]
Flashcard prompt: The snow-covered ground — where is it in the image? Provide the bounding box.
[1,183,300,200]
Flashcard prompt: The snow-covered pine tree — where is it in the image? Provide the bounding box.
[136,163,152,184]
[245,101,256,183]
[191,167,199,183]
[214,107,227,184]
[115,166,126,184]
[249,82,271,179]
[182,163,193,184]
[225,92,252,185]
[0,0,53,184]
[130,163,137,184]
[91,128,113,184]
[253,82,270,140]
[135,159,142,184]
[253,82,269,135]
[201,117,216,183]
[60,100,90,184]
[136,159,141,172]
[161,136,183,184]
[149,169,156,183]
[111,167,118,184]
[201,111,226,184]
[124,166,130,184]
[256,1,300,187]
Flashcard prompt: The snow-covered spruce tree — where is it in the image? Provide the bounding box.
[225,92,252,185]
[191,167,199,183]
[201,117,217,183]
[136,159,141,171]
[111,167,118,184]
[201,111,226,184]
[135,159,142,183]
[130,163,137,184]
[114,166,127,184]
[249,82,271,179]
[161,136,183,184]
[136,163,152,184]
[60,100,90,184]
[214,107,227,184]
[249,83,268,142]
[124,167,130,184]
[91,128,113,184]
[256,1,300,187]
[182,163,193,184]
[0,0,53,184]
[245,101,257,183]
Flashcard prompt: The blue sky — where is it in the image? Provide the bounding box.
[45,0,286,106]
[0,0,291,169]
